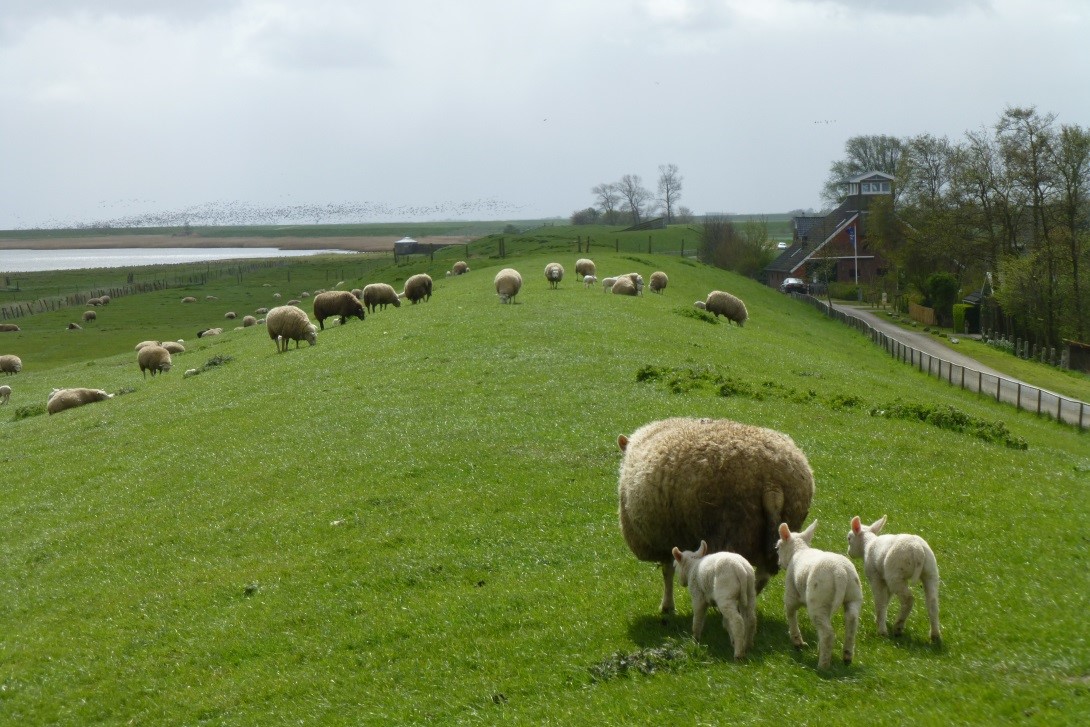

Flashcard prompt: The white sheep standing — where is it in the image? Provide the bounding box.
[672,540,757,660]
[266,305,317,352]
[495,268,523,304]
[575,258,595,279]
[777,521,863,669]
[583,274,597,288]
[544,262,564,289]
[650,271,668,294]
[137,345,173,378]
[0,384,11,405]
[601,277,617,292]
[0,354,23,375]
[848,515,941,643]
[705,291,748,326]
[362,283,402,313]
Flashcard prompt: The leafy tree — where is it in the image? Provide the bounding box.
[923,272,960,326]
[699,216,773,278]
[822,135,904,204]
[570,207,600,225]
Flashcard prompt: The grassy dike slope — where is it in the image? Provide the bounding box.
[1,251,1087,724]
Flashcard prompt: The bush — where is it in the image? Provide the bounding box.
[828,282,860,300]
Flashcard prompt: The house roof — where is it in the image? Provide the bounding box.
[842,170,896,184]
[765,201,859,274]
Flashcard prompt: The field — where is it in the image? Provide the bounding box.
[1,238,1087,724]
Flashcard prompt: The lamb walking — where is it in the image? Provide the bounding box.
[672,541,756,660]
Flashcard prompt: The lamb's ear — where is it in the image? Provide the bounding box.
[672,547,683,562]
[871,515,888,534]
[617,435,629,452]
[697,540,708,556]
[800,520,818,544]
[851,516,862,534]
[778,523,791,541]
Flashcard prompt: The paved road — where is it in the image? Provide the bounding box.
[826,302,1088,429]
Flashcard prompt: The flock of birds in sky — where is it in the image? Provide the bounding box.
[20,197,530,230]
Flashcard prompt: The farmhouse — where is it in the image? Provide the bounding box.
[765,171,893,291]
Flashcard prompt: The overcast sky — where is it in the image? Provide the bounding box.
[2,0,1088,229]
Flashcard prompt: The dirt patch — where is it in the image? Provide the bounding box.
[0,234,474,252]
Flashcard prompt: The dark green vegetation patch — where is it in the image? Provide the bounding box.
[871,401,1029,449]
[589,639,697,683]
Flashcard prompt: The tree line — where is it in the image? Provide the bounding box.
[571,164,694,226]
[831,107,1088,348]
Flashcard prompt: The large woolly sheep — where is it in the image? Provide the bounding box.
[650,271,668,294]
[672,540,757,660]
[777,521,863,669]
[611,277,637,296]
[0,354,22,375]
[452,261,470,275]
[197,327,223,338]
[494,268,522,304]
[137,345,172,378]
[0,324,21,332]
[403,274,433,304]
[83,310,96,323]
[160,341,185,354]
[544,262,565,289]
[224,311,237,320]
[617,417,815,613]
[362,283,402,314]
[575,258,596,279]
[0,384,10,405]
[848,515,941,643]
[705,291,748,326]
[87,297,103,306]
[266,304,317,352]
[313,290,366,330]
[350,288,363,299]
[99,295,111,305]
[181,296,197,304]
[242,315,257,327]
[46,387,113,415]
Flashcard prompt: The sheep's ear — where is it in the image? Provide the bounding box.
[697,540,708,556]
[617,435,629,452]
[672,547,683,562]
[871,515,888,534]
[800,520,818,544]
[851,516,862,534]
[778,523,791,541]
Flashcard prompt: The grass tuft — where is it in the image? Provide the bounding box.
[589,639,697,683]
[870,401,1029,449]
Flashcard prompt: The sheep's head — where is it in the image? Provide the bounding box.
[847,515,887,558]
[671,540,708,588]
[776,520,817,569]
[305,325,318,346]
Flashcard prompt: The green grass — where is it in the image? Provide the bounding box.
[1,251,1088,724]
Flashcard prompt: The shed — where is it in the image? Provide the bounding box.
[394,236,419,256]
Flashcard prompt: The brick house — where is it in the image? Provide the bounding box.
[765,171,893,290]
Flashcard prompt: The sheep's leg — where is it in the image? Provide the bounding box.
[809,606,835,669]
[721,600,748,660]
[891,585,914,637]
[660,563,675,614]
[924,577,941,643]
[691,593,707,642]
[744,602,757,652]
[871,579,891,636]
[843,599,861,665]
[785,599,806,649]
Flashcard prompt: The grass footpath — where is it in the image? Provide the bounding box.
[1,249,1088,724]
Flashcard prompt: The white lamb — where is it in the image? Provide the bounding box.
[847,515,941,643]
[601,277,617,292]
[583,274,597,288]
[777,521,863,669]
[672,541,757,660]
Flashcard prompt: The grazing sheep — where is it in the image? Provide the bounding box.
[672,540,757,659]
[287,299,301,306]
[611,277,637,296]
[0,354,22,375]
[848,515,941,643]
[255,307,269,315]
[301,291,311,298]
[0,324,21,332]
[452,261,469,275]
[362,283,402,314]
[160,341,185,354]
[350,288,363,299]
[650,271,668,294]
[778,521,863,669]
[137,345,172,378]
[99,295,110,305]
[575,258,596,279]
[403,274,433,304]
[206,295,218,301]
[67,323,82,330]
[0,384,10,405]
[196,328,223,338]
[705,291,748,326]
[693,301,706,310]
[313,290,366,330]
[242,315,257,327]
[617,417,815,613]
[494,268,523,304]
[83,310,96,323]
[266,305,318,352]
[544,262,565,289]
[46,387,113,415]
[86,297,103,306]
[583,274,597,288]
[134,340,160,351]
[181,296,197,303]
[224,311,237,320]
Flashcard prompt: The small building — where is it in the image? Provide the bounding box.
[394,236,420,256]
[765,171,894,290]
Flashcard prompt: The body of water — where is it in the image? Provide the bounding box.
[0,247,356,273]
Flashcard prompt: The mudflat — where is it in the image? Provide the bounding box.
[0,234,472,252]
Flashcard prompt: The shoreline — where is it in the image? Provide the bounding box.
[0,234,473,252]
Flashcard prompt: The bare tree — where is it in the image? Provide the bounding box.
[617,174,652,226]
[592,183,621,224]
[657,163,683,223]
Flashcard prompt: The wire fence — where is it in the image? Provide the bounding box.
[800,295,1089,430]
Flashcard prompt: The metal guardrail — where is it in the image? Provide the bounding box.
[801,296,1089,430]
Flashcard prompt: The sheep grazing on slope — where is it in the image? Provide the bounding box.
[266,305,317,352]
[313,290,366,330]
[181,296,197,304]
[100,295,111,305]
[160,341,185,354]
[611,277,637,296]
[494,268,523,304]
[83,310,96,323]
[67,323,82,331]
[46,387,113,415]
[672,540,757,660]
[705,291,748,326]
[650,271,668,294]
[0,324,21,332]
[224,311,237,320]
[0,384,11,405]
[452,261,470,275]
[617,417,815,613]
[778,521,863,669]
[138,345,173,378]
[362,283,402,314]
[350,288,363,299]
[848,515,941,643]
[575,258,596,279]
[242,315,257,327]
[544,262,565,289]
[0,354,23,375]
[403,274,433,304]
[583,274,597,288]
[86,297,103,306]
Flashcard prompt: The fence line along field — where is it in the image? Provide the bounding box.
[0,243,1086,724]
